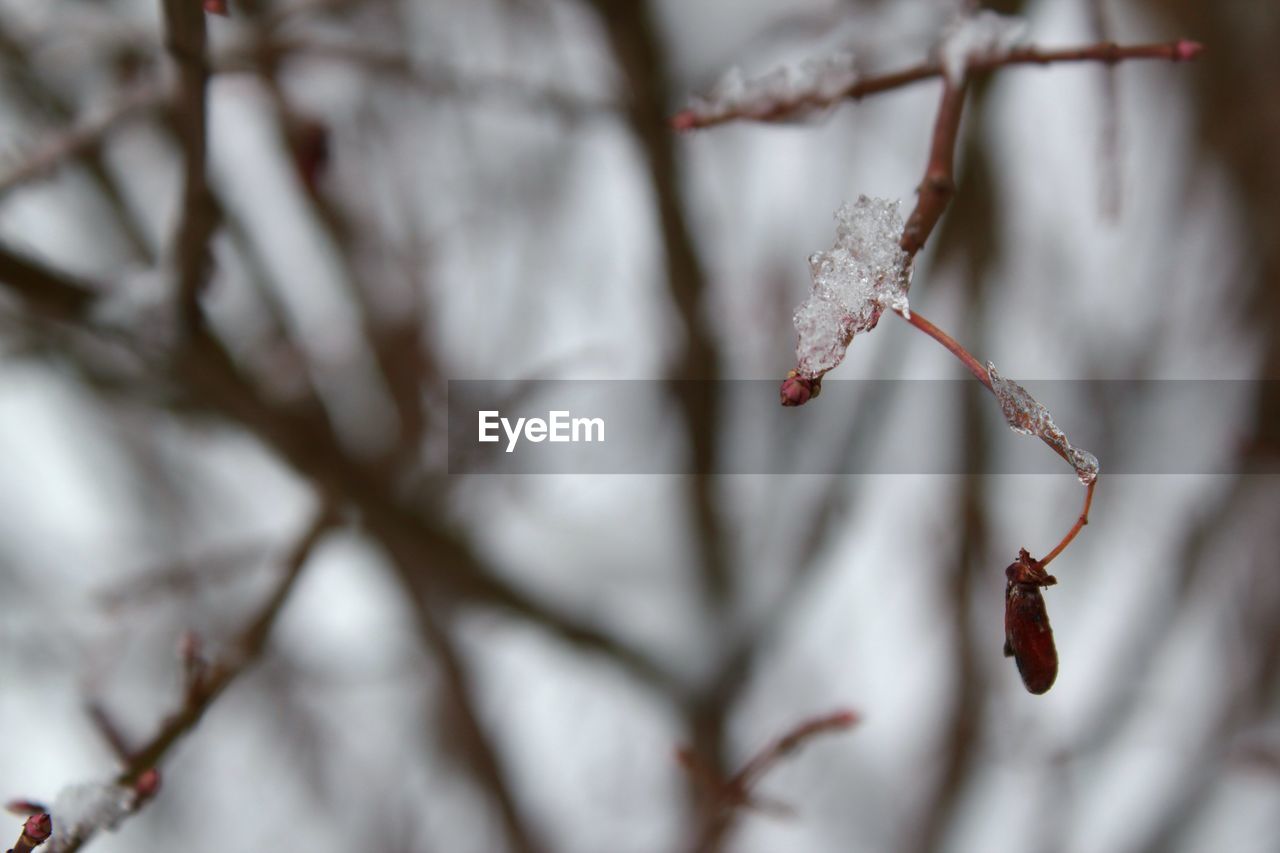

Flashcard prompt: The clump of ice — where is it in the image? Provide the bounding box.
[987,361,1100,485]
[685,51,859,124]
[792,196,911,379]
[938,10,1028,83]
[46,780,137,851]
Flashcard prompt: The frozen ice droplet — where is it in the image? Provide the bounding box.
[987,361,1100,484]
[792,196,911,378]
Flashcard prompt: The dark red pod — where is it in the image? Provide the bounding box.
[1003,548,1058,694]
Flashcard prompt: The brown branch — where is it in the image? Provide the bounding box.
[683,709,859,853]
[117,509,333,787]
[0,84,165,197]
[901,80,967,257]
[6,814,51,853]
[415,604,544,853]
[672,39,1203,131]
[161,0,218,335]
[54,510,334,853]
[898,308,991,388]
[0,244,98,322]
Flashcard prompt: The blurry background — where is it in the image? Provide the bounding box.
[0,0,1277,851]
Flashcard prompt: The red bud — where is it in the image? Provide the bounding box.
[23,812,52,843]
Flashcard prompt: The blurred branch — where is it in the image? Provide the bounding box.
[127,510,333,784]
[256,38,616,121]
[0,84,165,197]
[681,709,859,853]
[0,25,155,261]
[160,0,218,335]
[51,510,333,853]
[584,0,731,609]
[415,604,544,853]
[0,244,98,321]
[2,515,325,853]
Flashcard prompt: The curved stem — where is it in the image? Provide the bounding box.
[896,307,992,389]
[1041,480,1096,567]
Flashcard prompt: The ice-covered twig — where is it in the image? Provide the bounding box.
[938,10,1028,84]
[986,361,1100,485]
[671,52,859,131]
[788,196,911,387]
[672,39,1201,131]
[42,783,136,853]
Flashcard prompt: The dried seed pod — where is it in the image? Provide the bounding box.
[1004,548,1058,694]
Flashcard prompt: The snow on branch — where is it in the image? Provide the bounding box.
[671,51,859,130]
[938,10,1028,84]
[986,361,1100,484]
[791,196,911,382]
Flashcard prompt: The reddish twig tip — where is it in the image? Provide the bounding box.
[8,812,52,852]
[669,110,697,132]
[134,768,162,802]
[1173,40,1204,62]
[203,0,230,16]
[21,815,51,844]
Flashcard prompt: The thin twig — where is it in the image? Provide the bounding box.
[897,308,990,388]
[684,709,859,853]
[55,510,335,853]
[673,39,1203,131]
[1040,480,1095,567]
[901,80,967,257]
[0,84,165,197]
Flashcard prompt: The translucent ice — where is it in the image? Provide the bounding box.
[684,51,859,124]
[987,361,1100,484]
[792,196,911,378]
[938,10,1028,83]
[47,780,136,850]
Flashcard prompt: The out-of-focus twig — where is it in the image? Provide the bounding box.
[414,601,544,853]
[680,709,859,853]
[0,84,165,197]
[54,510,334,853]
[160,0,218,335]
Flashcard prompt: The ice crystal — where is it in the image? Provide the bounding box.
[683,51,859,124]
[47,781,136,851]
[987,362,1100,484]
[792,196,911,379]
[938,10,1028,83]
